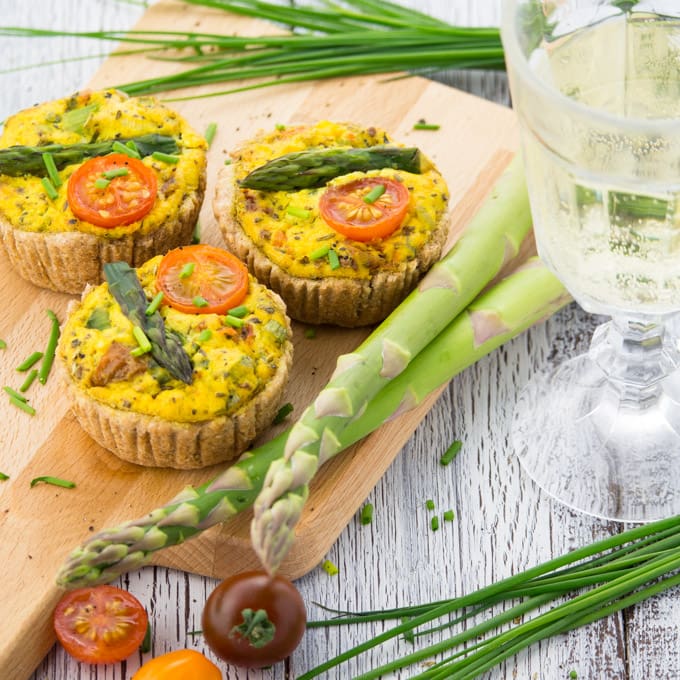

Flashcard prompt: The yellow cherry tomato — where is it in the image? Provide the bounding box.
[132,649,222,679]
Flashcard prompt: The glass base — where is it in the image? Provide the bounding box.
[512,318,680,522]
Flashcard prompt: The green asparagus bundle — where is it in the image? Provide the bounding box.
[0,134,178,176]
[250,155,535,574]
[56,172,569,589]
[239,146,425,191]
[103,262,194,384]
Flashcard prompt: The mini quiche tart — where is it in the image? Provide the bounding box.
[57,246,293,469]
[213,121,449,327]
[0,89,207,294]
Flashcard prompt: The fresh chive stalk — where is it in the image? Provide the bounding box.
[151,151,180,164]
[430,517,439,531]
[328,249,340,270]
[42,152,62,187]
[204,122,217,147]
[193,295,209,308]
[38,310,60,385]
[30,476,75,489]
[132,326,152,354]
[413,122,441,131]
[94,178,110,190]
[273,402,294,425]
[440,440,462,465]
[225,314,244,328]
[0,472,9,481]
[227,305,248,318]
[4,385,27,402]
[41,177,58,199]
[309,244,331,260]
[19,369,39,393]
[145,291,164,315]
[197,329,212,342]
[112,140,141,158]
[9,395,35,416]
[287,206,311,219]
[103,167,129,179]
[363,184,385,204]
[16,351,43,372]
[179,262,195,278]
[360,503,374,525]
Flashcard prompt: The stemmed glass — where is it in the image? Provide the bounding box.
[501,0,680,522]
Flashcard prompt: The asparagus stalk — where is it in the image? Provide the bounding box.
[0,134,178,176]
[56,257,569,588]
[250,154,534,574]
[103,262,194,384]
[239,146,425,191]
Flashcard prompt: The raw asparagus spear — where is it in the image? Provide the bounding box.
[0,134,178,176]
[56,256,569,588]
[251,154,534,574]
[238,146,424,191]
[103,262,194,384]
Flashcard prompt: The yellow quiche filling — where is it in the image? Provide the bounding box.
[59,256,291,423]
[0,89,206,239]
[232,121,449,280]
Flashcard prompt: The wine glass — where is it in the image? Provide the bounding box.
[501,0,680,522]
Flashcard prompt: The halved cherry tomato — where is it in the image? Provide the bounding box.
[202,570,306,668]
[132,649,222,679]
[156,245,249,315]
[319,176,410,242]
[67,153,157,228]
[53,585,148,664]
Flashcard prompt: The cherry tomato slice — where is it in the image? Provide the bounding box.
[202,571,306,669]
[132,649,222,679]
[319,176,410,242]
[67,153,157,228]
[53,585,148,664]
[156,244,249,315]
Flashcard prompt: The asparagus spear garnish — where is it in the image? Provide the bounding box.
[238,146,425,191]
[0,134,178,176]
[250,154,535,574]
[103,262,194,385]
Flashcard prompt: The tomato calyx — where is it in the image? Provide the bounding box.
[231,608,276,648]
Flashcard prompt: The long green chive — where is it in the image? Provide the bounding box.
[0,339,6,349]
[225,314,244,328]
[132,326,152,353]
[309,244,331,260]
[193,295,209,308]
[41,176,58,200]
[151,151,180,164]
[179,262,195,278]
[94,177,110,190]
[197,329,212,342]
[42,152,62,187]
[0,472,8,481]
[328,249,340,270]
[30,476,75,489]
[204,122,217,147]
[9,395,35,416]
[112,140,141,158]
[273,402,293,425]
[38,310,60,385]
[360,503,374,525]
[440,440,462,466]
[227,304,248,318]
[19,369,39,393]
[16,351,43,372]
[363,184,385,204]
[145,291,164,315]
[4,385,27,402]
[103,167,129,180]
[413,122,441,131]
[322,559,339,576]
[287,206,311,219]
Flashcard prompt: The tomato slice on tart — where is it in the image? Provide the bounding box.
[53,585,148,664]
[319,176,410,242]
[157,244,249,315]
[67,153,157,228]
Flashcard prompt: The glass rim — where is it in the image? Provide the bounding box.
[500,0,680,132]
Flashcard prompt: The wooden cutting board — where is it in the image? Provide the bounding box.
[0,2,521,679]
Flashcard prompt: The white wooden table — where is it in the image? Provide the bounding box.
[3,2,679,679]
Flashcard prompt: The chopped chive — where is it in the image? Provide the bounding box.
[309,244,331,260]
[102,167,129,180]
[328,249,340,270]
[287,206,311,219]
[0,472,8,481]
[569,672,578,679]
[197,329,213,342]
[193,295,209,308]
[440,439,462,465]
[112,140,140,158]
[16,351,43,372]
[425,499,435,511]
[130,346,146,357]
[304,327,316,339]
[204,122,217,147]
[30,476,75,489]
[413,121,440,130]
[19,369,39,393]
[192,222,201,244]
[360,503,374,525]
[132,326,152,353]
[225,314,244,328]
[61,104,97,133]
[273,402,294,425]
[41,176,58,200]
[94,177,110,190]
[224,159,232,166]
[431,516,440,531]
[38,310,60,385]
[126,140,139,154]
[179,262,195,278]
[140,623,152,654]
[322,559,339,576]
[9,395,35,415]
[145,291,164,316]
[42,152,62,187]
[443,509,455,522]
[152,151,180,164]
[227,305,249,318]
[363,183,385,204]
[4,385,27,402]
[0,339,6,349]
[275,123,286,131]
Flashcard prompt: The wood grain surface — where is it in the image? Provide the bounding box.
[1,2,679,680]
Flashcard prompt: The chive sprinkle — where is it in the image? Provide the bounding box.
[304,327,316,339]
[328,249,340,270]
[425,499,435,511]
[193,295,209,308]
[204,122,217,147]
[19,369,39,393]
[360,503,374,525]
[569,672,578,679]
[322,559,339,576]
[443,509,455,522]
[273,402,294,425]
[132,326,152,353]
[41,176,58,200]
[4,385,27,402]
[9,395,35,416]
[30,476,75,489]
[363,183,385,204]
[112,140,140,158]
[440,439,462,465]
[225,314,244,328]
[0,472,8,481]
[179,262,195,278]
[275,123,286,131]
[16,351,43,372]
[145,291,164,315]
[152,151,180,164]
[103,167,129,180]
[94,177,110,190]
[126,140,139,154]
[0,339,6,349]
[430,516,440,531]
[42,152,62,187]
[197,329,212,342]
[413,121,440,130]
[227,305,248,318]
[192,222,201,244]
[309,244,331,260]
[287,206,311,219]
[38,310,60,385]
